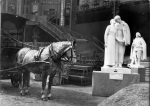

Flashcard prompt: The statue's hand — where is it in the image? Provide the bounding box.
[116,38,125,43]
[105,43,107,48]
[132,44,135,47]
[120,40,125,43]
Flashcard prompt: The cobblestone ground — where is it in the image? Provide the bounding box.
[0,80,106,106]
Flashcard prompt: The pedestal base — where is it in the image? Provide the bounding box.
[131,67,145,82]
[92,71,140,97]
[101,67,132,74]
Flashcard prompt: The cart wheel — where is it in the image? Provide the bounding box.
[11,78,19,88]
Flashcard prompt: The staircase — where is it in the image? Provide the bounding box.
[1,8,104,52]
[35,16,104,52]
[36,17,74,41]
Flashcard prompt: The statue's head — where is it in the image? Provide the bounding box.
[136,32,141,38]
[110,19,116,25]
[114,15,121,23]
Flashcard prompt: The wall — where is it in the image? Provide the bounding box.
[72,21,109,43]
[41,3,60,19]
[24,26,57,42]
[66,15,150,56]
[65,21,109,54]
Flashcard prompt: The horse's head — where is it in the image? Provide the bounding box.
[50,41,77,64]
[62,40,77,63]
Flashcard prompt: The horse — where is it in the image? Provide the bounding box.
[16,41,77,101]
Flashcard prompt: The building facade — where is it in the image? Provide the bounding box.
[1,0,150,56]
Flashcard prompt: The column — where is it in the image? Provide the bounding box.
[0,0,2,70]
[32,27,39,49]
[6,0,8,12]
[60,0,65,26]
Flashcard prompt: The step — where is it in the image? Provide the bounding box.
[69,75,90,79]
[69,75,91,86]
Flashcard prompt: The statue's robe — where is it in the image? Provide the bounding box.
[104,24,116,66]
[130,37,147,60]
[115,21,131,64]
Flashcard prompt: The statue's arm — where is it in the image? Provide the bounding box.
[141,37,147,60]
[122,21,131,45]
[104,25,110,47]
[131,39,135,47]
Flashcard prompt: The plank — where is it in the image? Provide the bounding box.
[0,61,50,74]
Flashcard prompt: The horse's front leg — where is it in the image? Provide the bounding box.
[47,71,56,100]
[41,71,48,101]
[18,71,24,95]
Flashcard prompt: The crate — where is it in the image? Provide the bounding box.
[76,52,104,68]
[68,65,93,86]
[69,65,93,77]
[69,75,91,86]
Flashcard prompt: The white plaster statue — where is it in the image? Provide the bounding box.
[103,19,117,67]
[129,32,147,67]
[114,15,131,67]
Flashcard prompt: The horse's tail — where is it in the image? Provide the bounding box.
[14,48,31,66]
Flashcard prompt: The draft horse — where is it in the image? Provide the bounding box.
[16,41,77,100]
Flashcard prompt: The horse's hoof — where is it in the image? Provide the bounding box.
[25,92,30,95]
[41,94,47,101]
[48,97,53,100]
[20,93,25,96]
[41,98,48,101]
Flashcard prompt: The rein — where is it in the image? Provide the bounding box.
[66,48,76,61]
[49,43,76,63]
[49,44,61,61]
[34,47,45,61]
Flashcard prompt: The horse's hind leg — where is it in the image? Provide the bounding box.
[24,71,30,95]
[41,71,48,101]
[47,71,56,100]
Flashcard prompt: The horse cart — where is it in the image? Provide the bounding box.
[0,67,20,88]
[0,60,50,88]
[0,47,21,88]
[1,29,48,88]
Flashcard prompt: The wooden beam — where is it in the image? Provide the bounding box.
[0,0,1,70]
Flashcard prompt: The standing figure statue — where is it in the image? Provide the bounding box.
[114,15,131,67]
[103,19,117,67]
[129,32,147,67]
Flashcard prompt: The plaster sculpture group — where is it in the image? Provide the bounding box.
[103,15,147,68]
[92,15,147,97]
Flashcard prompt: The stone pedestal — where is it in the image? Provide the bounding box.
[130,66,145,82]
[101,67,132,74]
[92,68,140,97]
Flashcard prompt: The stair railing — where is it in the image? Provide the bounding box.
[37,17,74,41]
[49,21,104,51]
[2,9,104,51]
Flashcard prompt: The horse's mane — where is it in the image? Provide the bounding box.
[35,41,73,61]
[51,41,72,53]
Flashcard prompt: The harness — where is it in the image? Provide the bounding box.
[34,47,45,61]
[48,42,76,65]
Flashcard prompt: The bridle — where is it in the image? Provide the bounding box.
[63,47,77,62]
[49,42,77,63]
[63,41,77,63]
